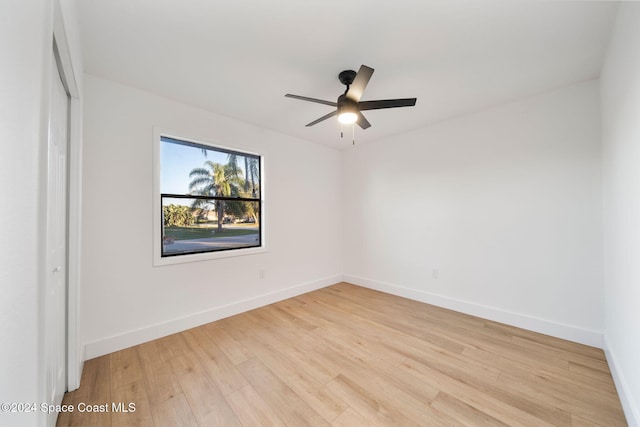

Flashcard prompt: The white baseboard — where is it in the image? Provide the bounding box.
[604,335,640,427]
[83,274,343,360]
[344,274,603,348]
[83,272,603,356]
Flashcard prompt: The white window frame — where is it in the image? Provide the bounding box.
[152,127,266,266]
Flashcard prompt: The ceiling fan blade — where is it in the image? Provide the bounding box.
[345,65,374,103]
[358,98,417,111]
[356,112,371,129]
[285,94,337,107]
[305,110,337,127]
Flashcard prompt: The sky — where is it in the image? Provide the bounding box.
[160,136,244,195]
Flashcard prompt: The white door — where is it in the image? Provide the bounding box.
[44,50,69,426]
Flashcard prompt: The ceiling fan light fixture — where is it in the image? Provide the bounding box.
[338,100,358,124]
[338,111,358,124]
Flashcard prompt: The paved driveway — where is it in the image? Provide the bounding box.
[163,233,259,254]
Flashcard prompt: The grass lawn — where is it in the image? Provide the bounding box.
[164,226,258,240]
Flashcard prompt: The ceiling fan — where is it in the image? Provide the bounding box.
[285,65,417,129]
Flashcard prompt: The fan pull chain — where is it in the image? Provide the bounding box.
[339,123,356,145]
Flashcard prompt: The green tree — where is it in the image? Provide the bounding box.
[163,204,194,227]
[246,157,260,223]
[226,155,260,224]
[189,160,242,232]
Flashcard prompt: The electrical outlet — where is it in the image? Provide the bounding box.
[259,269,265,279]
[432,269,439,279]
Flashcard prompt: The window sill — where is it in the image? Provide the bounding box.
[153,245,267,267]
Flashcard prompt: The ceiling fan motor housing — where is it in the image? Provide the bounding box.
[337,96,358,116]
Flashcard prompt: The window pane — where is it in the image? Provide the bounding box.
[162,197,260,256]
[161,136,260,199]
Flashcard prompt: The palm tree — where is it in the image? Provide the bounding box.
[246,157,259,197]
[225,154,261,224]
[227,153,242,181]
[245,157,260,224]
[244,156,250,192]
[226,153,248,188]
[189,161,235,232]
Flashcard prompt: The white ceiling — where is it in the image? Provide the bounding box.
[75,0,618,149]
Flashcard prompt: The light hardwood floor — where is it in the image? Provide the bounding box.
[57,283,627,426]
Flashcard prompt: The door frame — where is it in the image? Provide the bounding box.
[52,0,82,391]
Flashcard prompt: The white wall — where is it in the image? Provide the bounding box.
[80,75,343,358]
[0,1,49,424]
[600,4,640,425]
[1,2,84,424]
[1,1,55,425]
[343,81,604,346]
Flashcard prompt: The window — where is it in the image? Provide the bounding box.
[154,132,263,264]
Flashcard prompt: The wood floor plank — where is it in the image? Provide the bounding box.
[108,346,155,426]
[136,339,164,365]
[330,407,373,427]
[182,327,248,396]
[239,331,348,422]
[313,343,460,426]
[463,344,625,417]
[202,323,251,365]
[170,351,241,426]
[63,355,111,427]
[496,368,626,426]
[572,414,606,427]
[155,332,192,363]
[151,394,199,427]
[237,358,330,427]
[137,357,182,406]
[309,286,468,354]
[397,358,559,427]
[245,307,322,352]
[511,335,610,373]
[313,326,445,403]
[325,373,418,426]
[568,360,618,391]
[110,347,144,392]
[280,344,339,386]
[431,391,511,427]
[269,301,319,332]
[59,283,627,427]
[136,338,184,406]
[110,378,154,427]
[483,321,607,361]
[376,336,573,426]
[226,384,287,427]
